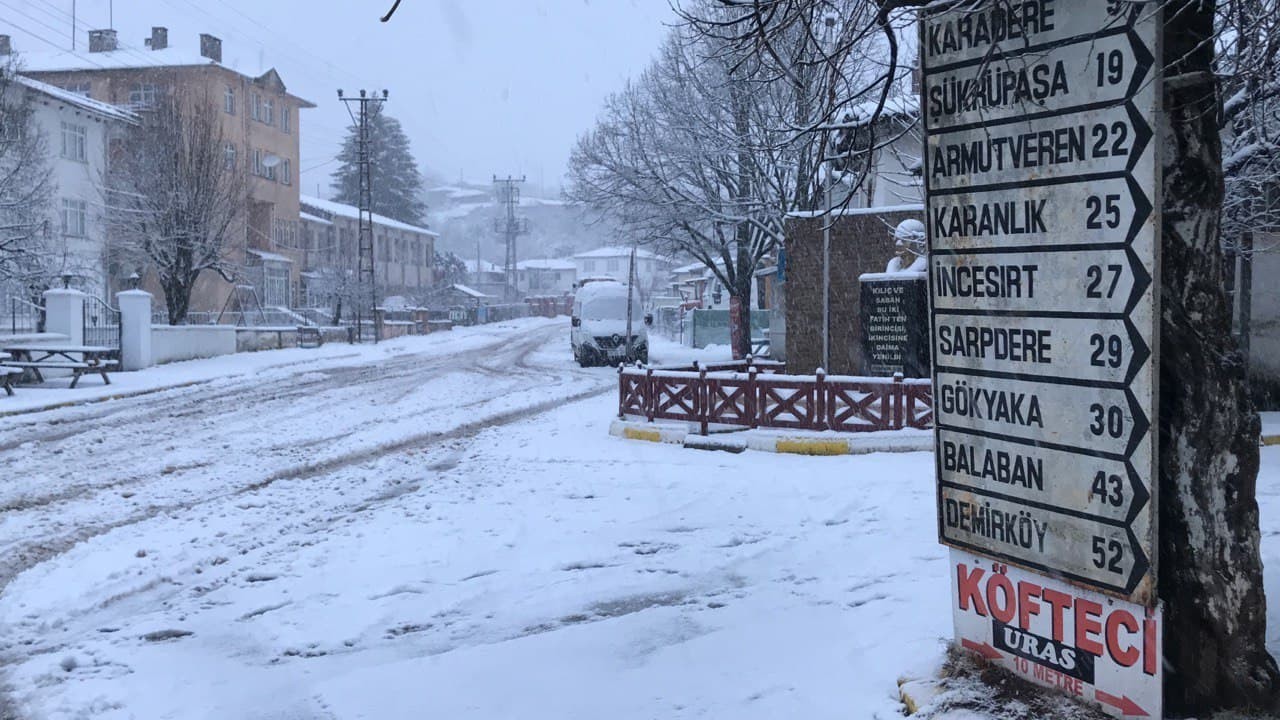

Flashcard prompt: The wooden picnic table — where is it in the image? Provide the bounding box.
[1,344,118,388]
[0,352,16,396]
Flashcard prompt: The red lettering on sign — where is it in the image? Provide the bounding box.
[1105,609,1140,667]
[1144,612,1158,676]
[1075,598,1104,657]
[1042,588,1071,642]
[957,563,988,615]
[1032,662,1084,696]
[1017,580,1042,628]
[987,572,1016,624]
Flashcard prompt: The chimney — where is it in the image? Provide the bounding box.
[199,33,222,63]
[146,27,168,51]
[0,35,10,56]
[88,29,118,53]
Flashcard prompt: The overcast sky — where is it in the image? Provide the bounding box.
[4,0,677,198]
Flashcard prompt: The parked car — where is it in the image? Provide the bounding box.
[571,281,649,366]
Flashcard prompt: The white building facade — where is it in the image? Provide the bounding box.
[516,259,576,296]
[10,75,137,298]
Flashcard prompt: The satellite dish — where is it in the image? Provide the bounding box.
[262,154,282,169]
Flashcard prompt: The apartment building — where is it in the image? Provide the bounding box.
[20,27,315,313]
[299,195,437,307]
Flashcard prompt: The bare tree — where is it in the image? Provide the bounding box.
[0,59,55,291]
[680,0,1280,714]
[105,88,247,325]
[569,3,851,358]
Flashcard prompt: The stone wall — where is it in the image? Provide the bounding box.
[784,207,923,374]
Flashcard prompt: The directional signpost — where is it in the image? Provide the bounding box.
[923,1,1163,716]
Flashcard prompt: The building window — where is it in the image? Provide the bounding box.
[128,83,157,108]
[606,258,620,272]
[281,158,291,185]
[250,92,261,121]
[224,86,236,114]
[60,122,87,162]
[251,148,262,176]
[261,98,274,125]
[224,143,237,170]
[280,106,290,133]
[63,82,91,98]
[584,259,595,272]
[61,198,87,237]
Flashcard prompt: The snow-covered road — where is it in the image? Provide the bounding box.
[6,318,1280,720]
[0,318,947,719]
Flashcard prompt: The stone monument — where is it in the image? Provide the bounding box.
[859,219,929,377]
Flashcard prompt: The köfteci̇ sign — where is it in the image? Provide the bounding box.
[951,550,1162,717]
[922,0,1163,716]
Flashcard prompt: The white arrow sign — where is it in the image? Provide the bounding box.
[939,486,1148,595]
[926,103,1152,193]
[937,428,1150,525]
[925,30,1153,130]
[929,176,1151,252]
[931,247,1150,315]
[934,314,1150,384]
[934,371,1149,458]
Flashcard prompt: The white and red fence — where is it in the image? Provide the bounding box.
[619,361,933,436]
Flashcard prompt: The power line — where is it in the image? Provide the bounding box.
[23,0,170,69]
[0,2,106,67]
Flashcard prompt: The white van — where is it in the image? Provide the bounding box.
[571,281,649,366]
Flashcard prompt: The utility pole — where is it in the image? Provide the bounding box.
[338,88,388,343]
[625,247,637,360]
[492,175,528,302]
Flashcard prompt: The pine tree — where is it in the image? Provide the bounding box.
[330,104,427,226]
[433,250,468,286]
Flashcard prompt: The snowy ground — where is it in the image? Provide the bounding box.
[2,320,1280,719]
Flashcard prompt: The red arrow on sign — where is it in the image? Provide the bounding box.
[1096,689,1148,717]
[960,638,1002,661]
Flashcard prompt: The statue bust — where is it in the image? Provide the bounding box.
[885,218,927,274]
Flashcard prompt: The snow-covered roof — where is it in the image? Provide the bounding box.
[672,261,709,275]
[17,43,315,107]
[299,212,331,226]
[840,94,919,129]
[573,246,663,261]
[449,283,491,299]
[15,74,139,124]
[19,45,217,73]
[300,195,439,237]
[787,203,923,219]
[247,248,293,263]
[429,185,490,200]
[516,258,576,271]
[464,259,503,273]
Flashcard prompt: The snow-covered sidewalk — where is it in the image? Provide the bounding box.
[0,317,564,416]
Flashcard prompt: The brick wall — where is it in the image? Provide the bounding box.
[784,208,923,374]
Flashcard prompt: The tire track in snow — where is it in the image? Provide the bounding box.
[0,322,612,719]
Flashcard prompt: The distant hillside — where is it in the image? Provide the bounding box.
[424,182,621,264]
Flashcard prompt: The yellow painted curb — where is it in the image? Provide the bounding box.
[775,439,849,456]
[623,427,663,443]
[898,678,942,715]
[1263,434,1280,447]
